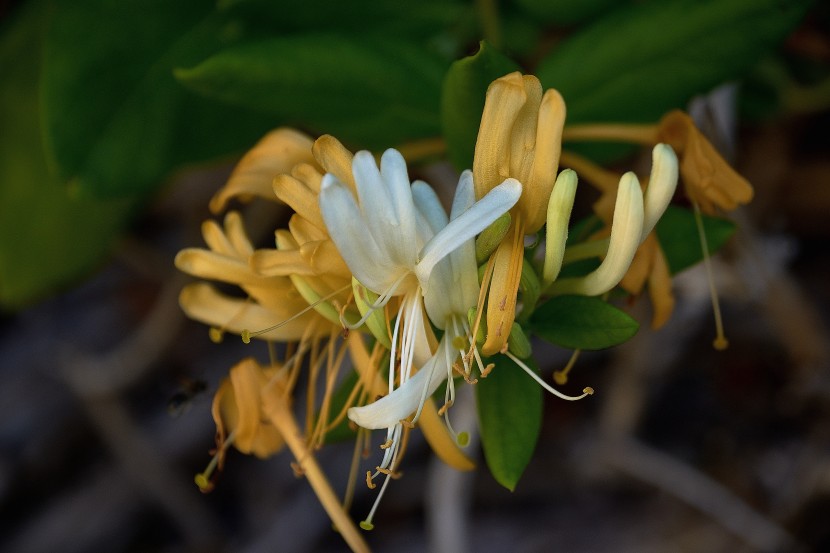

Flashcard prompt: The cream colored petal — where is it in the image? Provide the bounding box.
[179,282,316,341]
[550,172,644,296]
[210,128,316,213]
[543,169,577,284]
[640,144,678,241]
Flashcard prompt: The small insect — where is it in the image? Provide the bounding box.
[167,377,208,418]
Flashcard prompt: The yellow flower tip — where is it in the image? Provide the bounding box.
[713,336,729,351]
[553,371,568,386]
[209,327,224,343]
[359,521,375,531]
[583,387,595,396]
[456,431,470,447]
[240,329,251,344]
[194,473,213,492]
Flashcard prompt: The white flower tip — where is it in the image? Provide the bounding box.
[641,143,679,241]
[320,172,339,191]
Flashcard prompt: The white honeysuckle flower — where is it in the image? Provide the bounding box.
[319,150,520,531]
[549,172,645,297]
[347,170,592,441]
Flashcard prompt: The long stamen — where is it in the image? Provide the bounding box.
[504,351,594,401]
[553,349,581,385]
[692,200,729,350]
[241,284,350,343]
[342,272,410,331]
[194,429,237,492]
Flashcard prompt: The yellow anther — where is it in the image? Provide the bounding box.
[365,471,376,490]
[194,473,212,492]
[379,439,394,450]
[241,329,251,344]
[713,337,729,351]
[359,521,375,531]
[583,387,594,395]
[480,363,494,378]
[208,327,224,343]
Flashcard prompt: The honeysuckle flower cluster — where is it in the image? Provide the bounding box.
[175,72,753,550]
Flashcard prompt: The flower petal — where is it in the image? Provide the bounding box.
[416,178,521,285]
[641,144,678,241]
[543,169,578,284]
[347,345,449,430]
[550,172,644,296]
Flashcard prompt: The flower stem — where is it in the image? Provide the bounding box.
[262,392,371,553]
[563,124,658,145]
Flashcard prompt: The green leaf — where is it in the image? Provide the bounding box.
[176,35,448,150]
[538,0,812,125]
[220,0,467,38]
[476,354,542,491]
[515,0,622,26]
[440,41,521,170]
[0,3,135,310]
[41,0,273,197]
[529,295,639,350]
[656,205,736,274]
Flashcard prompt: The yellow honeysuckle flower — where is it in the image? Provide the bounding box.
[472,71,566,355]
[175,211,324,342]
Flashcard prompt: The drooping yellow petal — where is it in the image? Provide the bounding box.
[214,358,286,458]
[175,248,280,287]
[210,128,317,213]
[657,110,753,214]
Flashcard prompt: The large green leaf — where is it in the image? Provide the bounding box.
[476,354,542,491]
[440,41,520,171]
[529,295,639,350]
[40,0,273,197]
[537,0,812,124]
[176,35,447,150]
[656,205,736,274]
[219,0,467,38]
[0,4,135,310]
[515,0,622,26]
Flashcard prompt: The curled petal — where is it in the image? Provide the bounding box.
[641,144,678,241]
[210,128,316,213]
